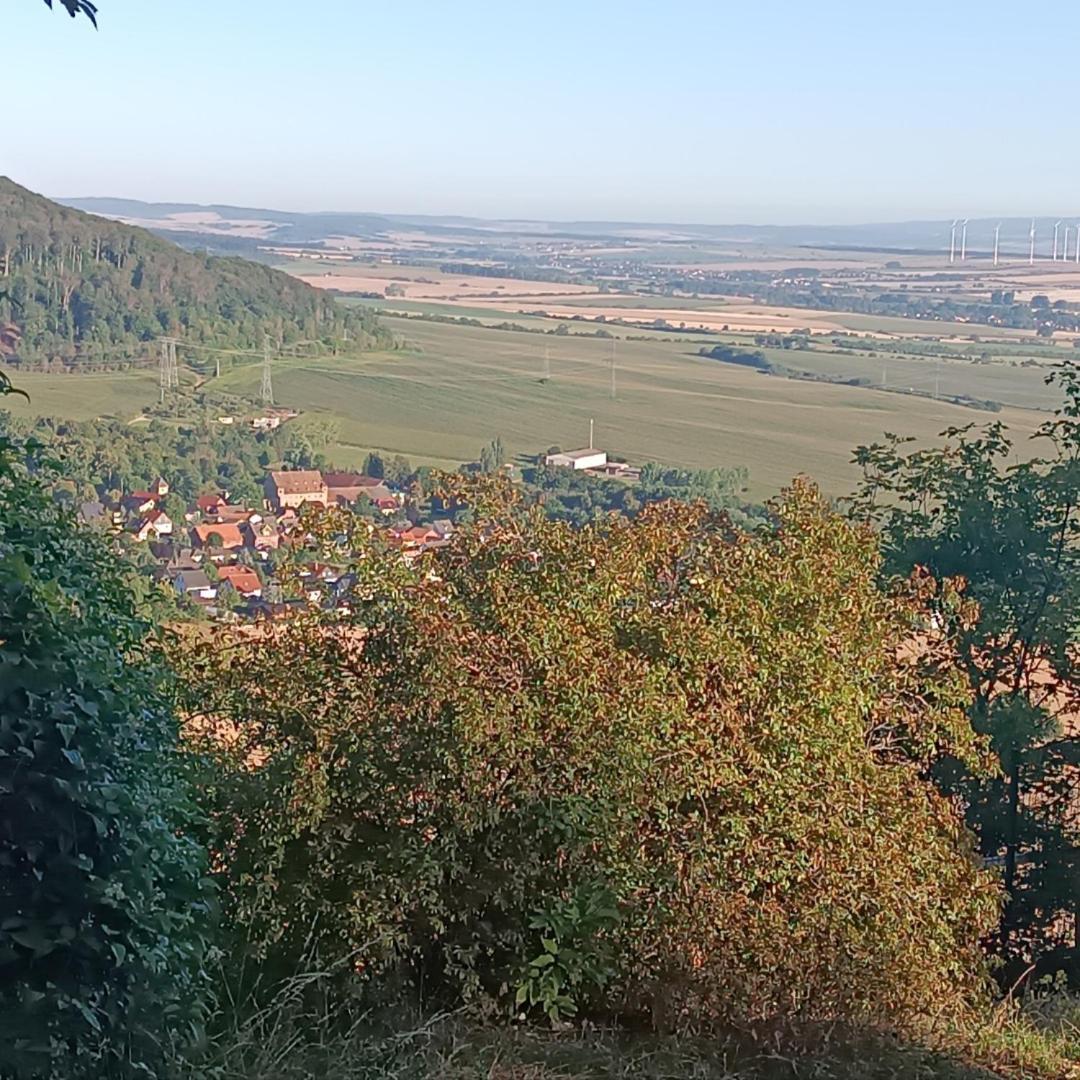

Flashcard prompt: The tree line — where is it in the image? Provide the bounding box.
[0,179,390,371]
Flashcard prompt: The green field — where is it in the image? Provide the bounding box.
[211,317,1048,497]
[3,317,1056,498]
[3,369,164,420]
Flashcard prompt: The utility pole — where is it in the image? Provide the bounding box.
[544,344,550,381]
[261,336,274,406]
[159,337,178,401]
[610,338,617,400]
[589,417,594,450]
[159,338,168,405]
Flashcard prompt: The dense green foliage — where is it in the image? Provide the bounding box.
[0,178,388,370]
[180,479,997,1035]
[0,410,339,509]
[521,459,761,527]
[698,343,775,371]
[0,441,213,1078]
[852,364,1080,982]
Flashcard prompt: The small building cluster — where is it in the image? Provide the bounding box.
[543,447,640,481]
[75,436,648,622]
[78,468,415,620]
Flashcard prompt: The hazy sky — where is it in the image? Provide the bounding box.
[6,0,1078,224]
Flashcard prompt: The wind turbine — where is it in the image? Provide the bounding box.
[960,219,969,261]
[1053,221,1062,261]
[993,223,1001,267]
[1066,226,1073,263]
[1030,219,1036,265]
[949,219,958,264]
[1076,224,1080,264]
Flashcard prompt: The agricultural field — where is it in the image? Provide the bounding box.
[296,260,1075,341]
[211,316,1048,497]
[2,369,165,421]
[2,316,1060,499]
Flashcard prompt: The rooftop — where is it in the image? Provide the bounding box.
[268,470,326,495]
[551,448,605,461]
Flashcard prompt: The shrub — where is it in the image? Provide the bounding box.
[180,479,998,1036]
[0,442,213,1079]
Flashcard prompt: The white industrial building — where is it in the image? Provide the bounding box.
[544,448,608,471]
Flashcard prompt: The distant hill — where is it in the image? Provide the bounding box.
[59,193,1068,257]
[0,178,389,371]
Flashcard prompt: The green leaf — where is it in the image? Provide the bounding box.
[10,926,57,957]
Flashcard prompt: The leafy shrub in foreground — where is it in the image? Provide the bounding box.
[181,479,999,1035]
[0,443,213,1079]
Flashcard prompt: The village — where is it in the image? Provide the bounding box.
[76,442,640,621]
[76,467,460,619]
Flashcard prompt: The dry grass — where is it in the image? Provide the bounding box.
[169,957,1080,1080]
[172,1012,1080,1080]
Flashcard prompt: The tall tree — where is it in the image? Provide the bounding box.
[851,364,1080,980]
[0,439,212,1077]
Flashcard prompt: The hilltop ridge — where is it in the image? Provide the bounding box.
[0,178,388,370]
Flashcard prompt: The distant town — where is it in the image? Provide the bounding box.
[81,438,648,622]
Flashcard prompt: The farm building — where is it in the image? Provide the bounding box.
[266,470,328,511]
[544,448,608,471]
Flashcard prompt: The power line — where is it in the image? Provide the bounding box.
[260,335,274,405]
[159,339,169,405]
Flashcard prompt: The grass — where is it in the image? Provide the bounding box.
[173,997,1080,1080]
[3,368,163,420]
[208,317,1046,498]
[2,317,1059,499]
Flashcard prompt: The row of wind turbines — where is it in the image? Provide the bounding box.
[949,219,1080,266]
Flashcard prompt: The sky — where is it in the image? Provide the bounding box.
[5,0,1080,225]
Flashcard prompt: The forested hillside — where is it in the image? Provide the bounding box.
[0,178,388,370]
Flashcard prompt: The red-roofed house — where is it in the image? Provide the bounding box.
[196,493,228,516]
[191,522,245,551]
[123,491,159,515]
[216,565,263,598]
[392,524,441,547]
[131,509,173,542]
[322,472,391,507]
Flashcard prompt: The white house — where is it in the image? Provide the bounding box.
[544,448,608,471]
[132,509,173,542]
